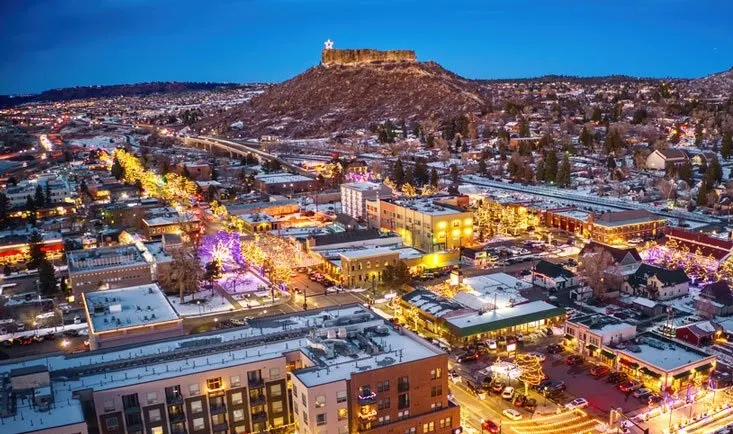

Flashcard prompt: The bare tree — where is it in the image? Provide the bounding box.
[161,249,203,302]
[577,248,617,299]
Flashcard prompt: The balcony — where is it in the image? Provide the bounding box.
[251,412,267,422]
[126,422,143,431]
[171,428,187,434]
[210,404,227,415]
[358,408,377,420]
[358,390,377,406]
[166,394,184,405]
[123,406,141,415]
[212,422,228,432]
[249,395,266,406]
[248,377,264,388]
[169,412,186,423]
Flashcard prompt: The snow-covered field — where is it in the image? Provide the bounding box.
[69,136,125,150]
[167,293,234,316]
[219,271,268,294]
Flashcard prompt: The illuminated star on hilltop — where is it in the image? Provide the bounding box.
[324,39,334,50]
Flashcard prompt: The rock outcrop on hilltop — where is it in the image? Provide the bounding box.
[321,49,417,66]
[195,53,489,138]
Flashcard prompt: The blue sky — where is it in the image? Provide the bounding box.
[1,0,731,94]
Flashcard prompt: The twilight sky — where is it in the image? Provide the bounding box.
[1,0,731,94]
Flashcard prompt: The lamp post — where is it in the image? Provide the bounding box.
[302,286,308,310]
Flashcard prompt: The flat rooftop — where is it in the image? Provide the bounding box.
[446,300,566,336]
[83,283,180,333]
[388,197,468,216]
[553,208,592,221]
[67,245,147,273]
[567,313,635,335]
[255,172,313,184]
[341,181,389,192]
[616,333,713,371]
[463,273,532,307]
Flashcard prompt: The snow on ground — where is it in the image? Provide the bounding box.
[660,286,701,314]
[219,271,269,294]
[167,292,234,316]
[69,136,126,150]
[0,323,88,342]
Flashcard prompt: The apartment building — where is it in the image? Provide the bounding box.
[340,182,392,220]
[366,197,473,253]
[67,245,154,299]
[4,176,73,208]
[142,212,201,239]
[0,304,460,434]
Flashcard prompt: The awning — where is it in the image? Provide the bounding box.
[586,344,598,351]
[564,334,574,340]
[696,363,713,373]
[673,371,691,380]
[601,349,616,359]
[619,359,639,369]
[640,367,661,378]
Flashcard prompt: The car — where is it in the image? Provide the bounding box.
[516,333,524,342]
[524,398,537,412]
[547,343,563,354]
[648,394,664,407]
[491,382,506,394]
[506,335,517,345]
[20,337,34,345]
[449,370,462,384]
[2,339,14,347]
[230,318,247,326]
[502,409,523,421]
[457,352,480,363]
[497,336,507,346]
[486,340,498,350]
[514,394,527,407]
[607,372,628,384]
[590,365,611,377]
[44,333,56,341]
[526,351,546,361]
[32,335,44,343]
[617,380,642,392]
[545,381,566,395]
[565,355,583,365]
[633,388,652,399]
[502,386,515,400]
[481,420,500,434]
[535,379,553,391]
[565,398,589,410]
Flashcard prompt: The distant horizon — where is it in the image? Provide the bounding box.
[2,0,731,95]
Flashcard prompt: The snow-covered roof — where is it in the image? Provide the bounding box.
[463,273,531,308]
[446,300,562,329]
[254,172,313,184]
[632,297,658,308]
[83,283,180,333]
[617,333,713,371]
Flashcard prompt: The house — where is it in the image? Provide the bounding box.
[564,313,637,356]
[646,148,689,170]
[697,281,733,317]
[675,321,723,346]
[631,297,666,317]
[531,260,578,291]
[623,263,690,300]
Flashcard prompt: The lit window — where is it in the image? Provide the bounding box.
[233,409,245,422]
[231,392,243,405]
[315,395,326,408]
[193,417,205,431]
[189,383,200,395]
[338,408,348,420]
[190,400,203,414]
[207,377,222,391]
[272,400,283,413]
[269,383,282,397]
[230,375,241,387]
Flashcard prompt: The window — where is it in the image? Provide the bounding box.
[207,377,222,391]
[337,390,347,403]
[302,411,309,425]
[272,400,283,413]
[103,400,115,412]
[151,428,163,434]
[148,409,161,423]
[292,383,298,396]
[269,383,282,397]
[315,395,326,408]
[230,375,241,387]
[189,383,200,395]
[106,416,119,431]
[398,376,409,392]
[398,410,410,420]
[193,417,205,431]
[190,400,203,414]
[338,408,348,421]
[302,393,307,406]
[270,367,281,379]
[378,398,390,410]
[317,413,327,426]
[235,427,247,434]
[294,401,299,414]
[233,409,245,422]
[377,380,390,392]
[274,416,285,427]
[430,385,442,397]
[398,393,410,409]
[423,422,435,433]
[232,392,243,405]
[431,402,442,411]
[378,415,391,425]
[440,417,452,429]
[453,221,460,227]
[147,392,158,405]
[430,368,442,380]
[404,428,416,434]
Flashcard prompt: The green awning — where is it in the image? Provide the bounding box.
[696,363,713,373]
[445,306,567,337]
[601,349,616,359]
[640,367,661,378]
[673,371,691,380]
[586,344,598,351]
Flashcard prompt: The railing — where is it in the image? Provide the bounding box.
[251,412,267,422]
[169,411,186,423]
[166,394,183,405]
[210,403,227,415]
[212,421,229,432]
[248,377,265,388]
[123,406,141,415]
[249,395,266,406]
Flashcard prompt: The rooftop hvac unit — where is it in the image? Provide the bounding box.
[109,304,122,314]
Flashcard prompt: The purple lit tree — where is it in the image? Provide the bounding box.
[198,231,243,271]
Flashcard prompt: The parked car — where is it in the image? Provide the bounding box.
[20,337,34,345]
[633,388,653,399]
[547,343,563,354]
[457,352,480,363]
[565,355,583,365]
[565,397,589,410]
[513,394,527,407]
[524,398,537,412]
[501,386,515,400]
[230,318,247,326]
[535,379,553,391]
[449,370,462,383]
[2,339,14,347]
[590,365,611,377]
[607,372,628,384]
[481,420,500,434]
[44,333,56,341]
[502,409,523,421]
[526,351,546,361]
[32,335,44,343]
[617,380,642,392]
[491,382,506,394]
[648,394,664,407]
[486,340,498,350]
[545,381,566,395]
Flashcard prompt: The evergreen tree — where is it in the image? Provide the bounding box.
[430,168,439,187]
[34,185,45,208]
[28,231,45,269]
[37,259,57,296]
[0,193,8,230]
[455,136,462,151]
[519,118,530,137]
[591,107,602,123]
[478,157,487,175]
[535,160,546,182]
[448,164,460,194]
[695,122,704,146]
[393,159,405,187]
[111,158,124,179]
[557,153,572,187]
[697,182,709,207]
[404,167,415,186]
[722,131,732,161]
[414,160,429,186]
[580,126,594,150]
[706,155,723,184]
[677,161,694,186]
[25,196,36,225]
[44,182,52,206]
[544,151,559,183]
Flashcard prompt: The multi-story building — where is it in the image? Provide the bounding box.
[67,245,154,299]
[4,176,73,208]
[564,313,637,357]
[366,197,473,253]
[253,173,316,195]
[340,182,392,220]
[0,304,460,434]
[0,230,64,265]
[544,208,666,244]
[142,212,201,239]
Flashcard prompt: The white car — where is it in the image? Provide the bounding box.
[502,409,522,421]
[486,340,498,350]
[565,398,589,410]
[501,386,515,400]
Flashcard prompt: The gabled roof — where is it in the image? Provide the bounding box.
[580,241,642,264]
[700,281,733,306]
[658,148,689,161]
[664,227,733,261]
[634,263,689,286]
[534,260,575,279]
[678,321,722,338]
[593,209,664,226]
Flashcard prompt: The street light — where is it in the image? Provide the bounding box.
[302,286,308,310]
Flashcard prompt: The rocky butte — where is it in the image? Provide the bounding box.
[321,48,417,66]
